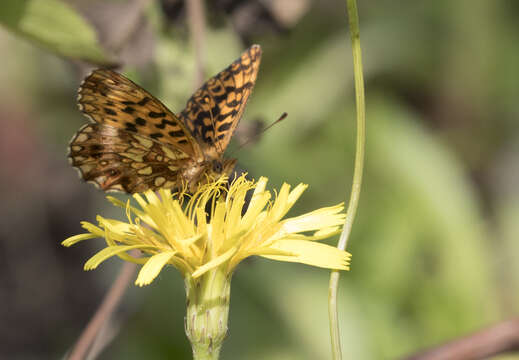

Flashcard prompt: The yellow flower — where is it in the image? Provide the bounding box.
[63,174,351,286]
[63,174,351,358]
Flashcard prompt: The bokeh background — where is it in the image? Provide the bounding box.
[1,0,519,359]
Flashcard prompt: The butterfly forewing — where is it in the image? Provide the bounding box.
[78,69,202,158]
[180,45,261,155]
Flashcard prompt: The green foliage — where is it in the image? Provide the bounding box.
[0,0,111,64]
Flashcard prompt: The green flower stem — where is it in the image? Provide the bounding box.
[328,0,366,359]
[185,269,231,360]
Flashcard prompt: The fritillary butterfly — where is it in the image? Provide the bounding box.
[68,45,261,193]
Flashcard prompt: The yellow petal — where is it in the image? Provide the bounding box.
[135,251,176,286]
[80,221,104,236]
[226,184,247,232]
[269,183,290,221]
[184,233,205,246]
[312,227,342,239]
[210,201,227,251]
[145,189,163,207]
[84,244,155,270]
[279,227,342,242]
[282,204,345,233]
[229,246,293,270]
[192,246,238,278]
[132,192,148,211]
[166,200,194,237]
[242,246,293,258]
[62,233,98,247]
[96,216,134,235]
[255,176,268,194]
[286,183,308,209]
[260,240,351,270]
[106,196,147,221]
[241,192,271,230]
[221,229,247,254]
[195,207,207,233]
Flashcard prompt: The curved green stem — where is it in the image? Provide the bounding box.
[328,0,366,359]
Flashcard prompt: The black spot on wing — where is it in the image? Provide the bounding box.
[196,111,211,124]
[154,118,178,129]
[220,109,238,119]
[217,122,232,132]
[122,106,135,114]
[125,122,138,132]
[150,133,164,139]
[213,94,227,103]
[210,104,221,117]
[149,111,166,118]
[104,108,117,116]
[120,176,132,191]
[169,130,185,137]
[138,97,151,106]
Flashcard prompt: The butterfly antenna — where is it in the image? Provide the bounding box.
[233,112,287,153]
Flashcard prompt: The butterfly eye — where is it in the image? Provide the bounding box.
[212,160,223,173]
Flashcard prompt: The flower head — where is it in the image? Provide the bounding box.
[63,174,351,286]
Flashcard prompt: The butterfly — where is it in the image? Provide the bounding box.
[68,45,261,193]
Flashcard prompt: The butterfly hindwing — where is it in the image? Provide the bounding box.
[69,123,190,193]
[180,45,261,155]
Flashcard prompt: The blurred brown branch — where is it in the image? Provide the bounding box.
[72,0,155,73]
[403,318,519,360]
[67,259,137,360]
[186,0,206,88]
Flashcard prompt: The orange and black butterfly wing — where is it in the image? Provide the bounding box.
[69,124,191,193]
[77,69,202,157]
[180,45,262,156]
[69,69,202,192]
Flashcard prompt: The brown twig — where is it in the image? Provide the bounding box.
[186,0,206,88]
[403,318,519,360]
[105,0,153,53]
[67,260,137,360]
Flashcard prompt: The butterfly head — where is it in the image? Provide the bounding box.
[209,158,237,178]
[185,158,237,193]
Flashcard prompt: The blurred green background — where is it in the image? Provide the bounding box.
[1,0,519,359]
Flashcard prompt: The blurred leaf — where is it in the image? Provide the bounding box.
[249,34,353,132]
[0,0,113,64]
[349,96,499,357]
